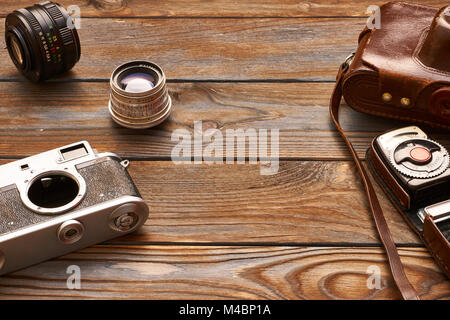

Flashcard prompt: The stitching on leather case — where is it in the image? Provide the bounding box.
[342,73,450,130]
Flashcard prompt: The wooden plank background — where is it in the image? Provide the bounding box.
[0,0,447,17]
[0,0,449,299]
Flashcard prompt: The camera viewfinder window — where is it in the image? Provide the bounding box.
[61,144,88,161]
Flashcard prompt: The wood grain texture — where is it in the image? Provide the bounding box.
[0,1,446,17]
[86,160,424,244]
[0,17,363,81]
[0,159,419,244]
[122,160,424,244]
[0,245,448,300]
[1,0,449,300]
[0,82,448,160]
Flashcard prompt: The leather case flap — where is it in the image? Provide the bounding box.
[418,6,450,72]
[361,2,450,110]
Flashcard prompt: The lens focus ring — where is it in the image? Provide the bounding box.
[42,2,75,46]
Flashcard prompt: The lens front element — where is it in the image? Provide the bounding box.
[119,71,156,93]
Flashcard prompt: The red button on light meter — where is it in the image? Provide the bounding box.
[410,147,431,162]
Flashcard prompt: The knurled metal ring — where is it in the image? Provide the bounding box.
[389,138,449,179]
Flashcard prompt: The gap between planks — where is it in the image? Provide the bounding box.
[100,241,425,248]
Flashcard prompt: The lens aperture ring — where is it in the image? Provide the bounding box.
[40,2,74,46]
[44,3,64,21]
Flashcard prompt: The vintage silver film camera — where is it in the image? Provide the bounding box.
[0,141,149,275]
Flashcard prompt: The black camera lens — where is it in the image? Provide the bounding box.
[5,1,81,81]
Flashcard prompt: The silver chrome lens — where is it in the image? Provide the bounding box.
[108,60,172,129]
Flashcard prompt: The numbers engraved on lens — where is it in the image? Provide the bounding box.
[39,28,62,64]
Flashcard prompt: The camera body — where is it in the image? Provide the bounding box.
[367,126,450,235]
[0,141,149,275]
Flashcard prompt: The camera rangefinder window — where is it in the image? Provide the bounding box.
[5,1,81,81]
[60,143,88,161]
[27,173,79,209]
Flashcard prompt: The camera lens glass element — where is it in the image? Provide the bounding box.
[109,61,172,129]
[9,35,24,66]
[5,1,81,81]
[119,71,156,93]
[28,174,79,209]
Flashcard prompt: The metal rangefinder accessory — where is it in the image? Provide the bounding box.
[374,126,450,197]
[0,141,149,275]
[366,126,450,281]
[368,126,450,226]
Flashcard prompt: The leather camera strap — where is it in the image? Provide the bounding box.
[329,64,420,300]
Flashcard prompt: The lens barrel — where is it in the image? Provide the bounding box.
[109,61,172,129]
[5,1,81,81]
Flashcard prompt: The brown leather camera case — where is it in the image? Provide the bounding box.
[343,2,450,129]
